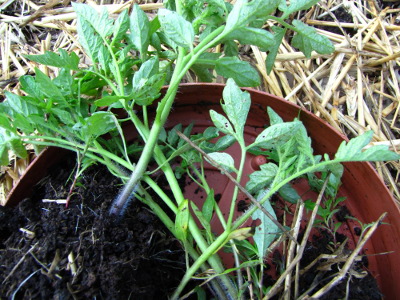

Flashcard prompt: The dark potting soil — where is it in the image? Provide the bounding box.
[0,155,186,299]
[0,153,384,299]
[266,204,383,300]
[298,232,382,300]
[262,231,382,300]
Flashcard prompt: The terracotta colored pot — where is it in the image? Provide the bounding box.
[6,83,400,298]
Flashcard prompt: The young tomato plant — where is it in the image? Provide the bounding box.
[1,1,399,299]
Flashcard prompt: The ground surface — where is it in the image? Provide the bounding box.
[0,154,186,299]
[0,154,382,299]
[1,0,399,205]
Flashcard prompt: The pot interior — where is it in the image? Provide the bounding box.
[6,83,400,298]
[170,84,400,299]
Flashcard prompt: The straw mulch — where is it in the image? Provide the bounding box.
[0,0,399,206]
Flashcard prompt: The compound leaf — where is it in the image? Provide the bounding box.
[246,163,278,194]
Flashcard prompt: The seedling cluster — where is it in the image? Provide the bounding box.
[1,0,399,298]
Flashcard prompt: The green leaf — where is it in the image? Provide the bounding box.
[168,124,182,146]
[249,121,301,149]
[246,163,278,194]
[53,69,74,99]
[0,130,10,165]
[4,92,40,116]
[222,78,251,136]
[177,123,194,148]
[278,183,300,204]
[292,123,314,167]
[131,56,165,106]
[84,111,116,137]
[335,131,400,162]
[203,127,220,140]
[225,0,280,32]
[8,137,28,159]
[279,0,320,19]
[0,144,9,165]
[0,114,14,132]
[223,40,239,56]
[210,110,235,136]
[34,68,67,105]
[14,113,34,133]
[252,190,279,259]
[51,108,75,126]
[203,189,216,223]
[133,73,166,106]
[207,152,237,173]
[175,199,190,241]
[97,45,112,73]
[267,106,284,125]
[157,31,179,50]
[190,201,213,239]
[197,52,222,67]
[75,15,103,63]
[19,75,44,100]
[149,15,161,35]
[24,49,79,70]
[291,20,334,58]
[158,8,194,50]
[200,134,236,153]
[95,95,127,107]
[132,56,159,88]
[130,4,150,56]
[72,3,113,38]
[112,9,129,45]
[216,57,260,87]
[225,27,275,51]
[191,65,214,82]
[266,26,286,74]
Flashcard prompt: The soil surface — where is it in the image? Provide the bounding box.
[262,198,383,300]
[0,154,186,299]
[0,153,383,299]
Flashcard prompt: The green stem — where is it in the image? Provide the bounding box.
[102,35,125,95]
[139,186,227,299]
[232,160,343,231]
[142,176,178,214]
[22,136,134,171]
[267,16,297,32]
[226,140,247,230]
[192,164,227,229]
[142,105,149,129]
[173,159,346,298]
[82,70,120,96]
[110,25,226,216]
[172,230,232,299]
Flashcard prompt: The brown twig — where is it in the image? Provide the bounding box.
[303,212,387,299]
[262,175,330,299]
[2,242,38,284]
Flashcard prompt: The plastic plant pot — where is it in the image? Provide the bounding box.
[5,83,400,298]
